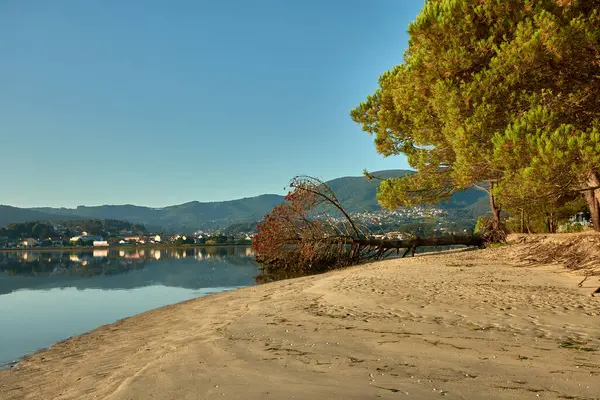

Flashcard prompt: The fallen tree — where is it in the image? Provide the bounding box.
[253,176,487,281]
[353,235,484,257]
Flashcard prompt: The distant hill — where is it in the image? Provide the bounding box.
[328,170,487,212]
[0,206,82,228]
[29,194,284,233]
[26,195,285,233]
[158,194,284,232]
[1,170,489,232]
[326,170,411,212]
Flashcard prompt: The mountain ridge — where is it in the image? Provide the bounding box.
[1,170,488,232]
[31,193,286,212]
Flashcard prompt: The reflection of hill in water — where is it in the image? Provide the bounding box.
[0,247,258,295]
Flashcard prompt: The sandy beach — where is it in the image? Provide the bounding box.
[1,235,599,400]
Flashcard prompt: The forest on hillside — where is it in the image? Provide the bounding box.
[0,219,146,240]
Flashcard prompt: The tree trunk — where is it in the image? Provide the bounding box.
[489,182,501,229]
[353,235,484,249]
[544,212,558,233]
[585,172,600,231]
[584,190,600,231]
[520,208,525,234]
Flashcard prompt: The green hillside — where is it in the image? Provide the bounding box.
[27,195,285,232]
[1,170,490,232]
[327,170,411,212]
[329,170,487,212]
[159,194,285,231]
[0,206,82,228]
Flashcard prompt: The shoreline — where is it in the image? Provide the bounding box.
[1,238,599,399]
[0,243,252,253]
[0,283,253,371]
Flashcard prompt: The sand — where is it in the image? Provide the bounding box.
[1,236,599,400]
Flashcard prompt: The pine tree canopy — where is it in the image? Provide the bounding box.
[351,0,600,230]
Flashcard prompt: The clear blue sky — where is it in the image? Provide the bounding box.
[0,0,422,208]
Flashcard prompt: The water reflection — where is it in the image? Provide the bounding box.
[0,246,259,365]
[0,247,257,296]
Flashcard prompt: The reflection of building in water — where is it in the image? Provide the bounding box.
[124,252,142,259]
[0,246,258,283]
[116,250,144,259]
[0,250,152,280]
[93,250,109,258]
[187,247,256,262]
[13,252,68,264]
[151,249,161,260]
[194,249,214,261]
[69,253,91,266]
[172,249,189,259]
[21,252,41,262]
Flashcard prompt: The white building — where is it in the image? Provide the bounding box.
[123,236,145,244]
[70,235,103,244]
[22,238,38,247]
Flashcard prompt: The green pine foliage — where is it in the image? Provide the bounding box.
[351,0,600,231]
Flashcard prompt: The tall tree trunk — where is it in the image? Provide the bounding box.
[520,208,525,234]
[585,172,600,231]
[593,173,600,231]
[584,190,600,231]
[489,182,501,229]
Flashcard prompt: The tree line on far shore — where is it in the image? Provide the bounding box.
[0,219,147,241]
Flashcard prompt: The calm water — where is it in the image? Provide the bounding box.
[0,247,258,366]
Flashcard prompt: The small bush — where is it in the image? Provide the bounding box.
[562,224,585,233]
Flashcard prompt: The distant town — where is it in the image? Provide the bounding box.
[0,205,479,250]
[0,219,254,250]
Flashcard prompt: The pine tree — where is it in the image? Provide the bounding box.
[351,0,600,231]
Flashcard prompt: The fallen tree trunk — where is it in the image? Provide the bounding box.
[349,234,484,259]
[253,176,488,282]
[352,235,484,250]
[255,235,484,283]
